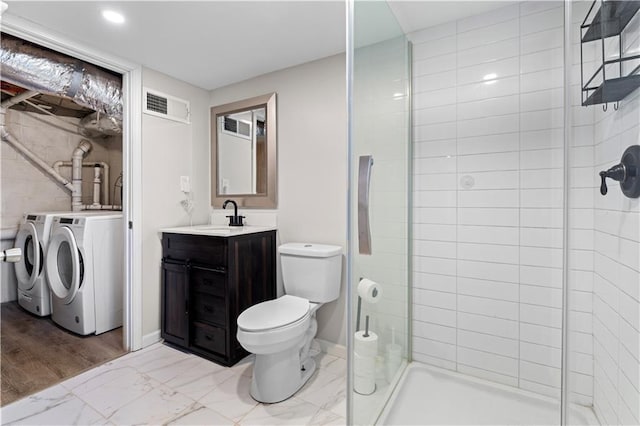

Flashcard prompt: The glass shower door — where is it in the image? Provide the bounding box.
[347,1,411,424]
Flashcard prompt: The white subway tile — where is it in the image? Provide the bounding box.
[413,271,457,293]
[414,304,456,328]
[521,303,562,328]
[457,225,519,245]
[520,27,563,55]
[520,188,563,208]
[520,361,561,388]
[521,342,562,368]
[457,57,519,86]
[414,71,457,93]
[457,133,519,155]
[521,88,564,112]
[414,139,457,158]
[457,276,519,302]
[415,121,457,142]
[458,329,519,358]
[414,53,457,77]
[520,108,564,132]
[458,19,519,51]
[458,294,519,320]
[413,36,457,61]
[414,104,456,126]
[459,189,519,208]
[458,114,520,138]
[521,128,564,151]
[458,311,518,339]
[458,259,519,284]
[521,169,563,189]
[408,22,456,44]
[414,240,457,259]
[521,284,563,309]
[414,336,457,361]
[458,38,520,68]
[459,170,519,190]
[412,320,456,344]
[520,265,563,288]
[520,6,563,35]
[458,242,519,264]
[458,96,519,121]
[457,364,518,387]
[457,76,520,103]
[521,208,563,228]
[414,207,457,224]
[414,223,457,241]
[414,87,456,109]
[521,48,564,74]
[458,151,519,173]
[415,156,456,174]
[414,256,457,276]
[414,173,457,191]
[521,227,563,248]
[458,3,519,33]
[521,246,563,268]
[457,347,518,377]
[521,323,562,348]
[414,288,457,310]
[458,207,519,227]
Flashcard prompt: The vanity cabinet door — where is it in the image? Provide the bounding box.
[161,261,189,347]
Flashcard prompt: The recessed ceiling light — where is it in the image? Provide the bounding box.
[102,10,125,24]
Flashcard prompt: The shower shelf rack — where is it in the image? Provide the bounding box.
[580,0,640,107]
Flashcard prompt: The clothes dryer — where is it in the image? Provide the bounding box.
[14,212,60,316]
[45,213,123,335]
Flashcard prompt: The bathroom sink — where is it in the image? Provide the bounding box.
[160,224,274,237]
[192,225,234,235]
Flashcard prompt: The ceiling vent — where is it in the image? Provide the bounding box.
[143,88,190,124]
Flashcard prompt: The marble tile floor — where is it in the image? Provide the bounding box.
[1,343,347,425]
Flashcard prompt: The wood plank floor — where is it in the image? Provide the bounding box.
[1,301,127,406]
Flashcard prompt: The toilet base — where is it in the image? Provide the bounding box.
[250,350,317,403]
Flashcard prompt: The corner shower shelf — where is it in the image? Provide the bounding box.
[581,0,640,107]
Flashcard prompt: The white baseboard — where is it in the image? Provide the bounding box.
[316,338,346,359]
[142,329,161,348]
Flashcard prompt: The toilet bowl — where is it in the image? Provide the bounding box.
[236,243,342,403]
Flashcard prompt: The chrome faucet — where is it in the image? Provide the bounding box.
[223,199,245,226]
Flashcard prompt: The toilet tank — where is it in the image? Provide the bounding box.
[279,243,342,303]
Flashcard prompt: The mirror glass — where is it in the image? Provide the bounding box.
[210,93,276,208]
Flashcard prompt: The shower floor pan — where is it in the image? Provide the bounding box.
[378,363,600,425]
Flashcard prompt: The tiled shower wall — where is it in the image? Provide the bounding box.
[409,2,572,398]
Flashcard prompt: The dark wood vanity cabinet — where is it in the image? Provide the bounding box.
[161,230,276,366]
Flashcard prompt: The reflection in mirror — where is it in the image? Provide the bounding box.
[210,93,276,208]
[217,107,266,195]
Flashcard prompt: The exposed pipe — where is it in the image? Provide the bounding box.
[0,34,122,122]
[1,110,74,193]
[0,90,39,109]
[71,140,92,211]
[53,161,110,205]
[92,165,101,206]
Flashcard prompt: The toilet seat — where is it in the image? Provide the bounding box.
[238,295,309,332]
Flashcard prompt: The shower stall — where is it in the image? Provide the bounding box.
[347,1,640,424]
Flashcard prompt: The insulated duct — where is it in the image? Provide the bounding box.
[0,34,123,123]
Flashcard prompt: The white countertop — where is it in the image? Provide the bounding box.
[160,224,276,237]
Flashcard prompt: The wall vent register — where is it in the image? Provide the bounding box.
[143,87,191,124]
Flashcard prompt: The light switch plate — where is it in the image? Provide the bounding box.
[180,175,191,192]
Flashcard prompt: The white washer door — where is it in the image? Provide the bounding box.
[14,222,42,291]
[46,227,83,304]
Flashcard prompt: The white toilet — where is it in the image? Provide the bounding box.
[236,242,342,403]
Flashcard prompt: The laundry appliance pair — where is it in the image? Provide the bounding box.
[14,211,123,335]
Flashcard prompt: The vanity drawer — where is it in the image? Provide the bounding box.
[192,292,226,326]
[192,322,226,355]
[190,266,226,297]
[163,233,227,267]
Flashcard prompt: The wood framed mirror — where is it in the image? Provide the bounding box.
[210,92,277,208]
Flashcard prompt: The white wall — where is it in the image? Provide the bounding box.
[141,67,210,338]
[410,2,568,397]
[209,54,347,345]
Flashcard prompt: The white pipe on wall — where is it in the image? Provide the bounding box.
[92,165,101,206]
[53,161,110,205]
[1,127,74,192]
[0,90,40,109]
[71,139,92,211]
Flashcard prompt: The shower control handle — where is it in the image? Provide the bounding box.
[599,164,625,195]
[599,145,640,198]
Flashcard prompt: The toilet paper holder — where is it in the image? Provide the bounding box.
[356,277,380,332]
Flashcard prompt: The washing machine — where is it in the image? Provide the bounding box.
[45,213,123,335]
[14,212,61,316]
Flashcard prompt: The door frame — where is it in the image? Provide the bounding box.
[2,15,143,351]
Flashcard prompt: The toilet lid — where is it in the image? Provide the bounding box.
[238,295,309,331]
